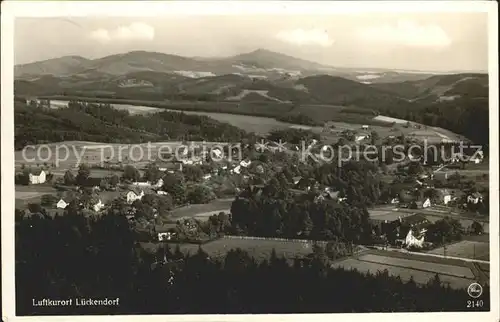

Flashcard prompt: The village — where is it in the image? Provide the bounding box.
[15,129,489,258]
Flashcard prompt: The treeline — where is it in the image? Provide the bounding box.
[14,101,251,149]
[380,97,489,146]
[276,113,321,126]
[230,161,385,242]
[15,209,488,314]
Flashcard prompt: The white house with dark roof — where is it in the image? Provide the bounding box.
[29,170,46,184]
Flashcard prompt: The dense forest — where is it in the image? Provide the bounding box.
[15,208,489,315]
[380,97,489,146]
[14,100,252,149]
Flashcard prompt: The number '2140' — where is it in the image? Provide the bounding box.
[467,300,484,308]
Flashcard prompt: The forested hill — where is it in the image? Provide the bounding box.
[14,100,251,149]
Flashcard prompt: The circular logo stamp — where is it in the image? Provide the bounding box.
[467,283,483,298]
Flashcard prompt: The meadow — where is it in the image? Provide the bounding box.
[36,98,463,144]
[427,240,490,261]
[357,253,475,279]
[177,236,322,261]
[332,257,474,290]
[169,198,233,221]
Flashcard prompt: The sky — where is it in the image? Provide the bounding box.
[14,13,489,72]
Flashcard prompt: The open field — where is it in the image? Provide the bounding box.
[423,214,489,233]
[373,115,409,124]
[177,237,319,261]
[358,253,475,278]
[368,209,413,222]
[15,185,58,200]
[332,257,474,290]
[427,241,489,261]
[169,198,233,221]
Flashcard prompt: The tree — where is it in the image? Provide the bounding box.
[27,203,44,214]
[182,165,203,182]
[63,170,76,185]
[470,221,484,235]
[15,172,30,185]
[187,185,216,204]
[122,165,141,182]
[76,164,90,186]
[109,175,120,187]
[40,194,58,207]
[163,173,187,205]
[143,163,163,183]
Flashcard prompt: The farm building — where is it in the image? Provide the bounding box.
[28,170,46,184]
[126,188,145,204]
[361,125,369,130]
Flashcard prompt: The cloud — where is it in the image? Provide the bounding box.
[275,29,334,47]
[357,20,452,48]
[89,22,155,43]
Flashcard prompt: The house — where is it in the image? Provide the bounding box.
[56,199,68,209]
[28,170,46,184]
[467,192,483,204]
[126,189,145,204]
[203,174,212,180]
[132,181,152,187]
[157,190,169,196]
[323,187,340,200]
[422,198,431,208]
[158,232,173,241]
[292,176,302,185]
[240,160,252,168]
[390,198,399,204]
[403,229,425,248]
[211,148,223,159]
[93,199,105,212]
[154,178,164,188]
[158,161,183,172]
[231,165,242,174]
[355,134,370,142]
[437,189,452,205]
[396,214,430,229]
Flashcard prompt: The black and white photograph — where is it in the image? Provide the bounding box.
[1,1,498,320]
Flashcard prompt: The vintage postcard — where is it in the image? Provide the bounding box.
[1,1,498,321]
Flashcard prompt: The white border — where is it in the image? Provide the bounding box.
[1,1,498,322]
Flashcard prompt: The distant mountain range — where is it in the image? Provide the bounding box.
[14,48,489,145]
[15,48,465,84]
